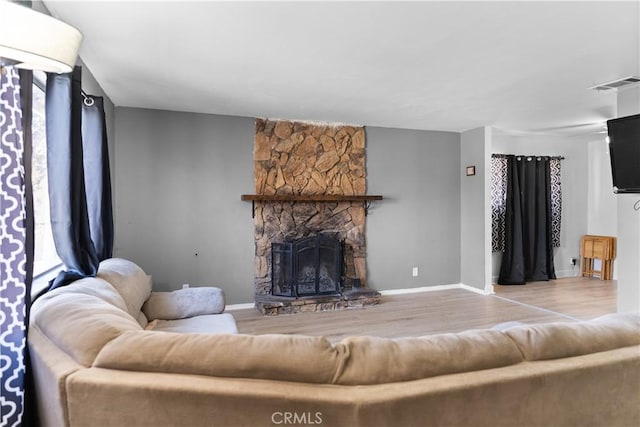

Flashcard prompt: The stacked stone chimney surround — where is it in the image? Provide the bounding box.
[252,119,368,297]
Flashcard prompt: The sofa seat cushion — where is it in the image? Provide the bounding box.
[142,287,225,321]
[146,313,238,334]
[504,312,640,361]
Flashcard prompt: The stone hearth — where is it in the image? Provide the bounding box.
[255,289,381,316]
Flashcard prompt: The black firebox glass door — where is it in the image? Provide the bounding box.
[294,238,317,296]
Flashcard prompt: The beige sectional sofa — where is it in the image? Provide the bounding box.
[29,258,640,427]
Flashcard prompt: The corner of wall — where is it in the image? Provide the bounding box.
[459,127,492,292]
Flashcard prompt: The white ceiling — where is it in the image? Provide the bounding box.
[43,1,640,136]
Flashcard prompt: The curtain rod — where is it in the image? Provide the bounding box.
[492,153,565,160]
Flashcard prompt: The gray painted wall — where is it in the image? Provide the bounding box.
[460,127,491,291]
[587,138,618,278]
[366,126,461,290]
[587,139,617,236]
[114,113,463,302]
[113,108,255,304]
[492,131,589,280]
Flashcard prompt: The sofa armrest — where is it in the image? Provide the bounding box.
[142,287,226,320]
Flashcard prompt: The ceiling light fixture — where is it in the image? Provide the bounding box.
[0,1,82,73]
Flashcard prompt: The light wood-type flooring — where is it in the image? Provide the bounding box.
[232,277,616,342]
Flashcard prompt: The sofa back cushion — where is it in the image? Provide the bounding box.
[30,277,141,366]
[504,312,640,361]
[94,332,340,384]
[333,330,523,385]
[93,328,524,385]
[97,258,152,318]
[92,314,640,386]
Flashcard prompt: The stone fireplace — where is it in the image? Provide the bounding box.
[251,119,381,315]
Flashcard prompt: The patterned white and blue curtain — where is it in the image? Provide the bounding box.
[491,156,508,253]
[0,66,32,427]
[549,158,562,247]
[491,154,562,253]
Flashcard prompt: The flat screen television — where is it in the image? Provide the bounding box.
[607,113,640,194]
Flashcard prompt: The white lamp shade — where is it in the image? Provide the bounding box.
[0,1,82,73]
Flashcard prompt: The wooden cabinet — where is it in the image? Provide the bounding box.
[580,235,616,280]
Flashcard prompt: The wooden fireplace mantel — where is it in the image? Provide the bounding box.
[241,194,383,202]
[240,194,383,217]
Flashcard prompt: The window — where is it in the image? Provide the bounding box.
[491,155,562,253]
[31,71,62,276]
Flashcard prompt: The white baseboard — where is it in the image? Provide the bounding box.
[225,302,255,311]
[379,283,461,296]
[555,269,580,278]
[380,283,494,296]
[459,283,494,295]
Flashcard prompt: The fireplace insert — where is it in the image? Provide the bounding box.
[272,234,343,297]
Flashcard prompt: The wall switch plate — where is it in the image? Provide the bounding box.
[412,267,419,277]
[182,284,189,289]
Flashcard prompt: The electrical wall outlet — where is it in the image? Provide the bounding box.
[182,283,189,289]
[412,267,419,277]
[570,258,577,266]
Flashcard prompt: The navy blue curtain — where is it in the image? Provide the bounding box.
[498,155,556,285]
[45,66,112,290]
[82,96,113,260]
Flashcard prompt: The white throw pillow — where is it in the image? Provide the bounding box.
[142,287,225,320]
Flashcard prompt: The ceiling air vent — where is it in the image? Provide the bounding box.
[590,76,640,91]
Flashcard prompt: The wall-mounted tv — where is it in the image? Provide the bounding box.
[607,113,640,194]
